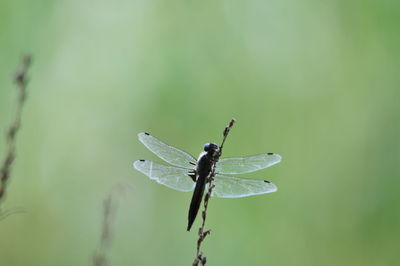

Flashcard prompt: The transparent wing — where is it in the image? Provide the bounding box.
[216,153,282,174]
[133,160,196,192]
[211,174,277,198]
[138,132,196,169]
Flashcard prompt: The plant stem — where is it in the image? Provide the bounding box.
[0,54,32,214]
[93,193,118,266]
[192,119,236,266]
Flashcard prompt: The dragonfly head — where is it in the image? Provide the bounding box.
[204,142,219,156]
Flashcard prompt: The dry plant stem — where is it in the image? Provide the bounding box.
[192,119,236,266]
[192,182,215,266]
[0,55,32,212]
[93,194,118,266]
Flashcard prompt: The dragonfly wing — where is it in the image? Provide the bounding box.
[211,174,277,198]
[138,132,196,169]
[133,160,196,192]
[216,153,282,174]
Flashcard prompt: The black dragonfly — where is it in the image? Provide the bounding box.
[133,131,281,231]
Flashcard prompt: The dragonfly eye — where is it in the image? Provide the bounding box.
[204,142,219,153]
[203,143,210,151]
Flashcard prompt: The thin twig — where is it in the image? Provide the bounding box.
[192,119,236,266]
[0,207,26,221]
[0,54,32,214]
[93,193,118,266]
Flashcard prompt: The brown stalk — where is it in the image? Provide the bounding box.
[192,119,236,266]
[0,54,32,215]
[93,193,118,266]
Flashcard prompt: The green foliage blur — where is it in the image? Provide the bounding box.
[1,0,399,265]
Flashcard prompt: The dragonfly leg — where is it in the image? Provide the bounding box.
[188,170,197,182]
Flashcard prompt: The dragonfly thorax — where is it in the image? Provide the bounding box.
[195,143,220,179]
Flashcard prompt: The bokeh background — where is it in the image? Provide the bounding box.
[1,0,399,265]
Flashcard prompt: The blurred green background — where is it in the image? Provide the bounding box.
[1,0,399,265]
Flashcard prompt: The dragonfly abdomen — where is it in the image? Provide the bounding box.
[187,173,207,231]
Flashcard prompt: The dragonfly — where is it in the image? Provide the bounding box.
[133,131,281,231]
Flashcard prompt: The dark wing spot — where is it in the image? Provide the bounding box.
[139,159,145,162]
[144,132,150,135]
[264,180,271,183]
[267,153,274,155]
